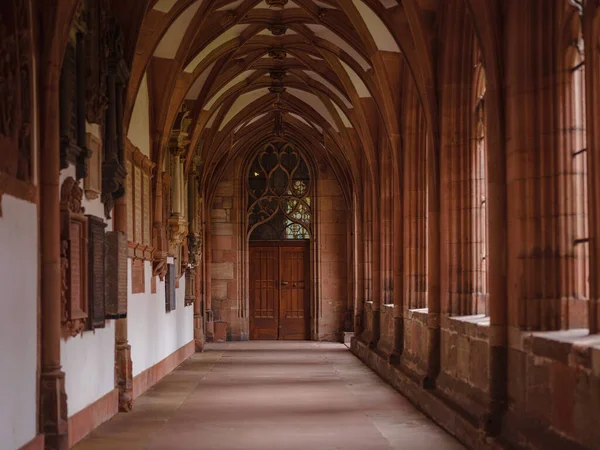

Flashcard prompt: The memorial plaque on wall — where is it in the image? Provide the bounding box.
[143,172,151,246]
[106,231,127,317]
[134,166,142,243]
[126,159,133,240]
[69,217,87,317]
[165,263,176,312]
[88,215,107,328]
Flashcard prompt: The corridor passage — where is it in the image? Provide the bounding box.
[74,342,463,450]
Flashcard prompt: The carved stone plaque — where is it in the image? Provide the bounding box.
[60,177,88,337]
[185,268,195,307]
[88,215,107,328]
[126,159,133,240]
[134,166,142,243]
[106,231,127,317]
[165,263,176,312]
[143,172,151,246]
[85,133,102,200]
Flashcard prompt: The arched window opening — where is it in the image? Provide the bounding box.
[565,7,589,328]
[472,51,489,316]
[247,142,312,241]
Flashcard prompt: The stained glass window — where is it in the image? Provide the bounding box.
[247,142,312,240]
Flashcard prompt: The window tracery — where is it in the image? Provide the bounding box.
[247,142,312,241]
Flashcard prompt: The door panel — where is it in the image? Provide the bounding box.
[279,246,308,340]
[249,247,279,340]
[249,243,309,340]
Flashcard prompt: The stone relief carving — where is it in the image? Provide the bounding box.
[60,177,89,338]
[101,15,129,219]
[0,0,34,215]
[85,0,109,125]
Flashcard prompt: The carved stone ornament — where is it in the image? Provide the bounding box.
[266,0,289,7]
[84,133,102,199]
[0,0,35,211]
[269,24,287,36]
[153,251,169,280]
[168,215,188,256]
[187,233,202,267]
[268,47,287,60]
[184,268,195,307]
[101,15,129,219]
[85,0,109,124]
[60,177,89,338]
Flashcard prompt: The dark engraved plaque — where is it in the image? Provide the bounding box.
[165,263,176,312]
[106,231,128,317]
[184,268,195,307]
[88,215,107,328]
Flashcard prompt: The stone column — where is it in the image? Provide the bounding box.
[172,153,182,216]
[584,2,600,334]
[113,192,133,411]
[391,132,404,362]
[477,3,508,435]
[425,131,441,389]
[353,205,365,337]
[505,0,563,332]
[40,50,69,450]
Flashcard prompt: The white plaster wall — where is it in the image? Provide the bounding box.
[0,195,38,450]
[59,158,116,418]
[129,260,194,376]
[127,73,151,156]
[61,321,116,415]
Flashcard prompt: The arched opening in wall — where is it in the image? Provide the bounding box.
[246,141,312,340]
[563,5,589,328]
[472,50,489,316]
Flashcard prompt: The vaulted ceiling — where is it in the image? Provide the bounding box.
[124,0,440,191]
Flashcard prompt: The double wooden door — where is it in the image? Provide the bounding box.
[249,242,309,340]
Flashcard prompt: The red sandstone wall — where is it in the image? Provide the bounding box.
[209,165,245,340]
[377,306,396,355]
[437,317,490,420]
[316,163,348,341]
[402,310,429,375]
[505,333,600,449]
[208,154,349,342]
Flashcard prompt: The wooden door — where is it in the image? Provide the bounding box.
[249,243,309,340]
[279,246,308,339]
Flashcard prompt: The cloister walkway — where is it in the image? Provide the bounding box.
[74,342,464,450]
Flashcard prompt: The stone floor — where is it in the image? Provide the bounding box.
[74,341,464,450]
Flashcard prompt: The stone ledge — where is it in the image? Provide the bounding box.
[524,329,600,374]
[407,307,428,323]
[444,314,490,340]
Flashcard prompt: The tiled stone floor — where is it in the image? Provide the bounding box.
[74,341,464,450]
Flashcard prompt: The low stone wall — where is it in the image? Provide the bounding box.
[437,315,491,423]
[352,319,600,450]
[503,330,600,450]
[403,309,429,376]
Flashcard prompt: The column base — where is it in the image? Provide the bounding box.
[483,401,506,437]
[368,312,381,349]
[116,341,133,412]
[194,315,205,352]
[40,368,68,450]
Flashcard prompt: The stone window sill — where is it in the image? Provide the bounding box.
[444,314,490,339]
[407,308,428,323]
[525,329,600,375]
